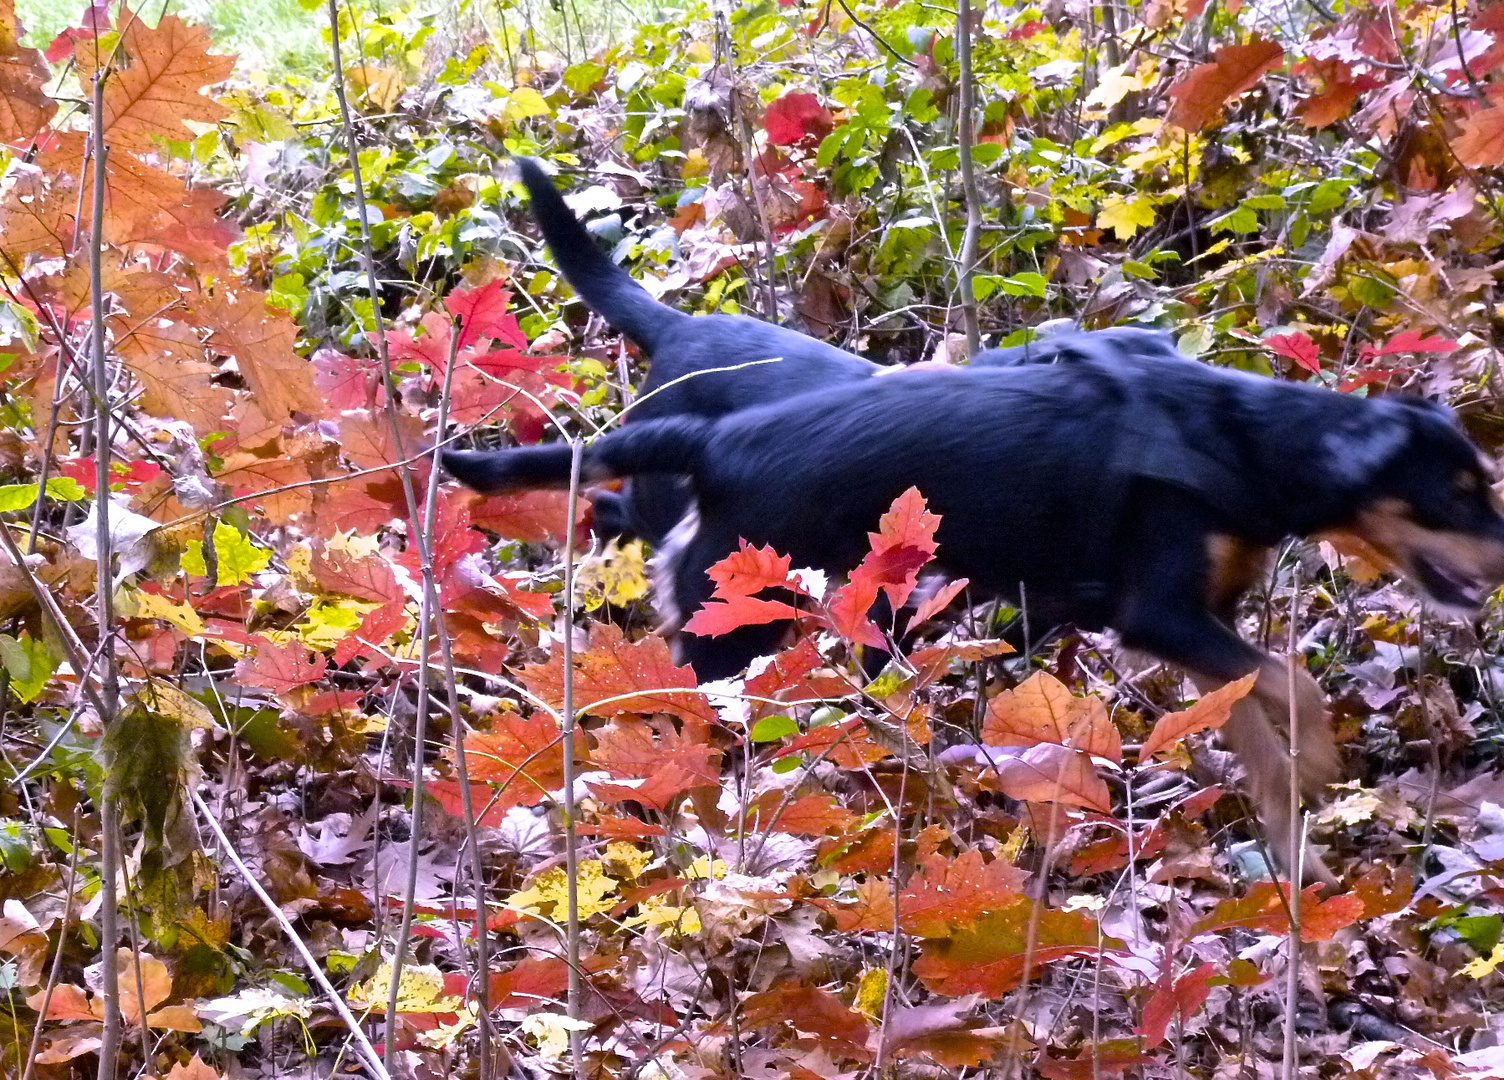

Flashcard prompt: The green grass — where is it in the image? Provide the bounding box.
[18,0,327,76]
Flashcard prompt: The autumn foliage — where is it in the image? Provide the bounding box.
[6,0,1504,1076]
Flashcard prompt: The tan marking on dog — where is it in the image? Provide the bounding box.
[1204,534,1271,614]
[1335,497,1504,612]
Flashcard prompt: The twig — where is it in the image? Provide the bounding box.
[954,0,982,355]
[324,3,453,1065]
[1281,565,1302,1080]
[190,789,390,1079]
[87,62,123,1080]
[21,806,81,1080]
[561,438,586,1076]
[431,324,494,1076]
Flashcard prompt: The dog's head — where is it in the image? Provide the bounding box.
[1322,397,1504,613]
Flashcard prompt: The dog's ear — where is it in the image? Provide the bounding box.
[440,449,516,493]
[1320,400,1413,489]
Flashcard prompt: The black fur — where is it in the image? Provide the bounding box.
[443,351,1504,683]
[514,157,1188,543]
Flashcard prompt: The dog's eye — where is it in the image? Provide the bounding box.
[1455,471,1480,496]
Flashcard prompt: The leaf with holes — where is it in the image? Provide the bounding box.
[520,623,715,721]
[899,850,1029,938]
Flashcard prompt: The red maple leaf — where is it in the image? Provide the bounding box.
[236,637,327,692]
[764,92,835,145]
[519,623,715,721]
[1264,331,1321,373]
[444,280,528,351]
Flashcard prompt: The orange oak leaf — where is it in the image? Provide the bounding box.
[1455,105,1504,167]
[487,957,570,1009]
[586,717,720,809]
[909,639,1014,688]
[310,541,402,604]
[519,622,715,722]
[0,0,56,145]
[1188,880,1362,942]
[744,792,857,836]
[983,671,1121,763]
[95,8,234,153]
[202,286,324,425]
[1140,673,1257,758]
[912,899,1115,998]
[1166,37,1284,132]
[898,850,1029,938]
[457,711,567,810]
[467,488,590,545]
[110,315,233,434]
[1137,962,1217,1047]
[809,876,896,933]
[743,638,855,716]
[740,982,872,1060]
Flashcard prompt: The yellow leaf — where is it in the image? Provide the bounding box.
[1463,942,1504,979]
[522,1012,594,1059]
[146,1004,202,1032]
[854,968,887,1017]
[136,679,216,729]
[1085,66,1144,111]
[1098,195,1158,240]
[348,963,463,1012]
[577,540,650,612]
[604,841,653,880]
[508,862,620,921]
[121,587,205,636]
[503,86,551,122]
[347,64,406,111]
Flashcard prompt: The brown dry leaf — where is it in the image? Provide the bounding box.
[202,286,323,424]
[1165,37,1284,132]
[164,1056,222,1080]
[519,622,716,724]
[809,876,896,932]
[111,315,233,434]
[96,7,234,153]
[0,0,56,144]
[982,671,1121,762]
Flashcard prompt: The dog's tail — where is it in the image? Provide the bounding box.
[442,416,715,494]
[516,157,683,353]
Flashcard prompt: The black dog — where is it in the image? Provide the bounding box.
[514,158,1186,544]
[444,350,1504,880]
[516,156,876,544]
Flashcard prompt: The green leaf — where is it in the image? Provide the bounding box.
[0,484,38,512]
[45,477,88,502]
[0,633,58,703]
[563,61,606,94]
[771,755,803,774]
[751,715,799,742]
[185,521,272,586]
[1000,272,1048,298]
